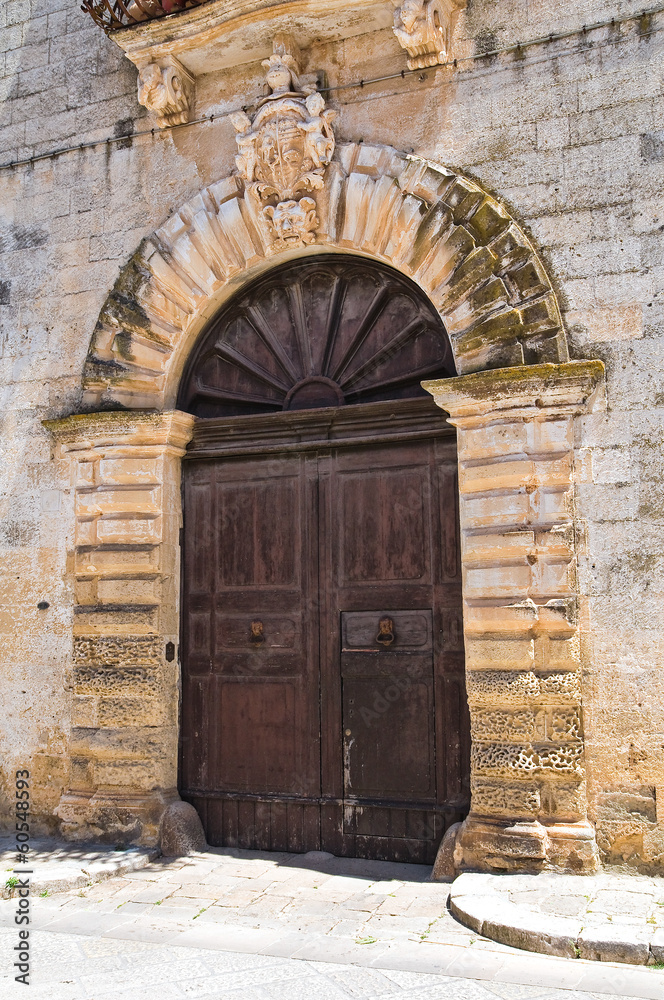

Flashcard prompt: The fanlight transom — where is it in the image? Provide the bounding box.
[178,255,456,418]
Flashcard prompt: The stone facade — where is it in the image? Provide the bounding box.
[1,0,663,870]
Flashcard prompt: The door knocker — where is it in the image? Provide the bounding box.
[249,620,265,645]
[376,616,395,647]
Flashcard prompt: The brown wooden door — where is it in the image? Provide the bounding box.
[180,400,470,862]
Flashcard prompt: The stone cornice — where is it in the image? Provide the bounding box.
[422,361,605,422]
[113,0,395,75]
[44,409,196,452]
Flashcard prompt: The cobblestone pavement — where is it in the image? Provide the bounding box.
[1,848,663,998]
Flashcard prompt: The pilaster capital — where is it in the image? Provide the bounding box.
[44,409,196,456]
[423,361,605,425]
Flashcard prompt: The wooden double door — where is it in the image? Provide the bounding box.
[180,398,469,864]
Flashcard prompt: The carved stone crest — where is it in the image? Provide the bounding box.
[231,37,336,255]
[393,0,466,70]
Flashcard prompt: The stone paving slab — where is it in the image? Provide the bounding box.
[449,871,664,967]
[0,846,663,996]
[0,926,661,999]
[0,837,159,898]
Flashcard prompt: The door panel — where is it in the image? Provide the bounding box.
[340,468,427,582]
[342,658,435,800]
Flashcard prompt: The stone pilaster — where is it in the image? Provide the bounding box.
[424,362,604,873]
[45,410,195,846]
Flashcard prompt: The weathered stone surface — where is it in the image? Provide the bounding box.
[578,926,652,965]
[430,821,461,880]
[160,801,207,856]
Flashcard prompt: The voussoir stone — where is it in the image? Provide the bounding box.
[160,801,207,856]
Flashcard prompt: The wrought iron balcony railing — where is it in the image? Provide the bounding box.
[81,0,211,33]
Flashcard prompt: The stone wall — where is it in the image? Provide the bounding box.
[1,0,663,866]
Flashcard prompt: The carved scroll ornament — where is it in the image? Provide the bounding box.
[231,38,336,255]
[393,0,466,70]
[137,57,194,128]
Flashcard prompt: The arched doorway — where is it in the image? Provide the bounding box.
[176,254,470,863]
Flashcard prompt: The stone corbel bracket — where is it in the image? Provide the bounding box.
[393,0,467,70]
[137,55,194,129]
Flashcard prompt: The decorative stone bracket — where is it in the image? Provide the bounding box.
[424,360,605,874]
[137,55,194,129]
[393,0,467,70]
[44,410,195,845]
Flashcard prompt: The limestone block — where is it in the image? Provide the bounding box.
[464,636,534,670]
[76,487,160,517]
[470,708,535,742]
[97,458,160,487]
[578,925,652,965]
[461,491,531,528]
[96,696,168,728]
[71,696,97,728]
[95,516,161,545]
[97,578,158,605]
[464,564,531,599]
[539,781,587,821]
[457,421,529,461]
[75,547,159,578]
[463,530,535,562]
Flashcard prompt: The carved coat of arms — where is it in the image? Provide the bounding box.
[231,41,336,254]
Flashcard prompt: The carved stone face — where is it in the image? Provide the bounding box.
[140,63,161,89]
[399,0,423,32]
[265,60,294,94]
[264,198,318,248]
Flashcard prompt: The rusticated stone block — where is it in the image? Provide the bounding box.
[72,664,160,695]
[471,779,541,818]
[96,696,169,727]
[470,708,535,742]
[73,635,162,667]
[466,669,540,706]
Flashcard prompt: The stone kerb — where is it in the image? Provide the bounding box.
[81,142,567,412]
[44,410,195,845]
[423,361,604,874]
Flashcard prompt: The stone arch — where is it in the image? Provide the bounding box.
[82,142,567,411]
